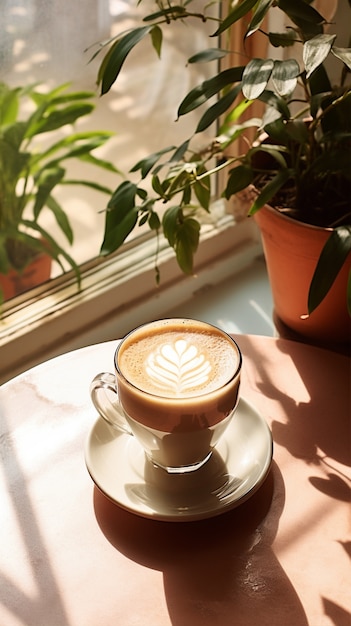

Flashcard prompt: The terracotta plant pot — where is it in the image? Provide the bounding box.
[0,251,52,301]
[254,205,351,348]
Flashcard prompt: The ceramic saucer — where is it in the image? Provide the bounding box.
[85,398,273,522]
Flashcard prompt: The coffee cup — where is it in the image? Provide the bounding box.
[90,318,242,474]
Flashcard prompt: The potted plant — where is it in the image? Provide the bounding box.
[0,81,117,302]
[91,0,351,346]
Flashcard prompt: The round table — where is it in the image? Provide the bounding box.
[0,335,350,626]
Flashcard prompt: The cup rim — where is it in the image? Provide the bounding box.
[114,317,242,401]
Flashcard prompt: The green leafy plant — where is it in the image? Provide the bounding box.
[0,81,117,289]
[92,0,351,314]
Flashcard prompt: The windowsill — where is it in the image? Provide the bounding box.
[164,256,274,337]
[0,217,272,383]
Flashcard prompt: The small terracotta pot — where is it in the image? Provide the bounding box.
[254,205,351,347]
[0,251,52,301]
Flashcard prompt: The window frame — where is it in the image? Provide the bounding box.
[0,3,267,384]
[0,214,262,383]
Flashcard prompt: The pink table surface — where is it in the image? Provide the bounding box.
[0,334,350,626]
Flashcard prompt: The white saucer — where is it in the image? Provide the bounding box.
[85,398,273,522]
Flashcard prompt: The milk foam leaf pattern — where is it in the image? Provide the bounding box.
[145,339,212,395]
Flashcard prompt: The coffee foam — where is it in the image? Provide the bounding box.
[118,325,239,398]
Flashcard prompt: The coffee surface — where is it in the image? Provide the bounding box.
[118,321,239,398]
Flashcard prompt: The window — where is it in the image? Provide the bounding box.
[0,1,262,383]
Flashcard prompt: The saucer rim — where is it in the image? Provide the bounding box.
[85,397,273,522]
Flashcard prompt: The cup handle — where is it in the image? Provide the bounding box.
[90,372,132,435]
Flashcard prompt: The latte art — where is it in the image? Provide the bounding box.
[117,320,240,399]
[145,339,212,395]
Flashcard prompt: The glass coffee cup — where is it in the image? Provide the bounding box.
[90,318,242,474]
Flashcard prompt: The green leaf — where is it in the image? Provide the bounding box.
[217,116,261,151]
[308,226,351,314]
[45,195,74,244]
[26,104,95,137]
[196,84,242,133]
[170,139,190,163]
[182,184,191,207]
[0,84,19,125]
[188,49,228,64]
[151,174,165,196]
[130,146,175,178]
[143,5,186,22]
[21,219,81,286]
[107,180,137,213]
[268,30,297,48]
[61,178,113,195]
[138,213,149,227]
[249,169,291,214]
[148,211,161,231]
[331,46,351,70]
[212,0,258,37]
[77,151,120,175]
[252,143,289,169]
[150,25,162,58]
[303,34,336,78]
[284,119,309,144]
[175,218,200,274]
[272,59,300,96]
[33,167,65,218]
[101,205,139,254]
[98,27,152,95]
[277,0,324,35]
[177,67,244,117]
[242,58,274,100]
[258,90,291,120]
[194,175,211,211]
[0,234,10,274]
[163,206,181,247]
[225,166,254,200]
[246,0,274,38]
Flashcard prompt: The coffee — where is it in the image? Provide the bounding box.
[118,319,239,398]
[115,319,241,434]
[91,318,242,473]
